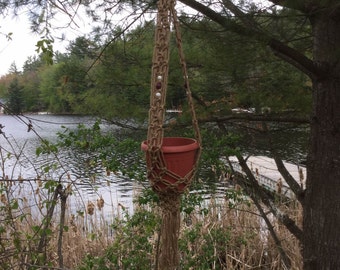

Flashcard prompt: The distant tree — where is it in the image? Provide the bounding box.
[21,71,43,112]
[0,73,16,97]
[67,36,99,59]
[78,22,154,120]
[56,57,89,112]
[8,62,20,75]
[39,63,71,113]
[23,55,45,72]
[6,77,23,114]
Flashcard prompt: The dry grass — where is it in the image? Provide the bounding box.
[0,182,302,270]
[179,196,302,269]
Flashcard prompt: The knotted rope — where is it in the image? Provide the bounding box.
[142,0,201,270]
[144,0,202,268]
[146,0,201,194]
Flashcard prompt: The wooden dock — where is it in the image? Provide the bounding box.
[228,156,306,199]
[166,109,182,113]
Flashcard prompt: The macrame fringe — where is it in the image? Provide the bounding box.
[158,192,181,270]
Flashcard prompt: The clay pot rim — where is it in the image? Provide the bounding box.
[141,137,199,153]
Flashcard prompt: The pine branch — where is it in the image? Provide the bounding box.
[178,0,324,80]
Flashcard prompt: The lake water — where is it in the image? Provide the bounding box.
[0,114,141,218]
[0,114,308,222]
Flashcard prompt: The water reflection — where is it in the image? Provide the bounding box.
[0,114,309,219]
[0,114,140,217]
[233,122,309,164]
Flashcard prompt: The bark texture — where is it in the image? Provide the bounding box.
[303,6,340,269]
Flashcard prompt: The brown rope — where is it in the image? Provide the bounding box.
[146,0,202,194]
[171,4,201,145]
[157,192,181,269]
[147,0,172,148]
[144,3,202,268]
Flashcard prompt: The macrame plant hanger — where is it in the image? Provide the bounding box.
[141,0,201,268]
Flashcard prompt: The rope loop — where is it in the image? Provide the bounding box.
[145,0,201,194]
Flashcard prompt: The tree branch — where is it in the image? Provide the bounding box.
[249,189,292,269]
[268,0,307,13]
[36,184,62,266]
[273,156,305,203]
[260,122,305,204]
[178,0,323,80]
[228,156,294,268]
[268,39,322,80]
[235,155,303,241]
[209,114,310,124]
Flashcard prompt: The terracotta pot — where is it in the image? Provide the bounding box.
[141,137,199,192]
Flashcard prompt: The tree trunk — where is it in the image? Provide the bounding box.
[303,9,340,269]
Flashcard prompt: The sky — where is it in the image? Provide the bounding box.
[0,16,41,75]
[0,5,149,76]
[0,9,98,76]
[0,1,272,77]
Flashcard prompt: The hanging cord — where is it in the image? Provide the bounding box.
[170,2,201,146]
[147,0,201,147]
[147,0,172,148]
[146,0,201,193]
[146,3,202,267]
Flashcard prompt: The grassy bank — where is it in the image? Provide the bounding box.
[0,181,302,269]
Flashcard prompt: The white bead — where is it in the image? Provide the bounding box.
[157,75,162,80]
[155,92,161,97]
